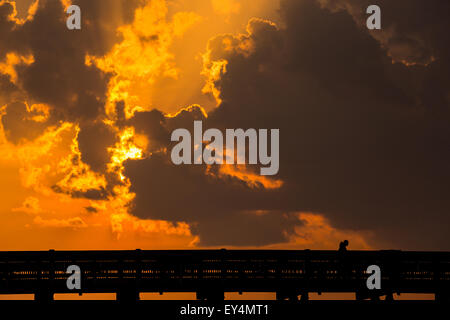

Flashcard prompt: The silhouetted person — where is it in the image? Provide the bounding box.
[339,240,349,252]
[338,240,349,280]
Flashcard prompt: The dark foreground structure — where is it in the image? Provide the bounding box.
[0,250,449,302]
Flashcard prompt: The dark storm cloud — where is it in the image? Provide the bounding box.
[192,211,298,247]
[0,0,144,128]
[0,2,28,105]
[1,101,48,143]
[85,205,98,213]
[0,2,18,59]
[77,121,117,172]
[124,152,298,246]
[209,0,450,249]
[127,109,169,152]
[124,0,450,249]
[125,152,276,222]
[317,0,450,66]
[0,74,19,104]
[52,184,109,200]
[14,0,110,122]
[0,0,144,172]
[123,105,300,246]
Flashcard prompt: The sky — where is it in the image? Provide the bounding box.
[0,0,448,254]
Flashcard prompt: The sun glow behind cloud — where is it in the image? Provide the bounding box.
[87,0,201,118]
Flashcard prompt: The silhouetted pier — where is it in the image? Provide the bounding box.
[0,250,449,302]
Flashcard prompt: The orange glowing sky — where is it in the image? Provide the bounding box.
[0,0,376,253]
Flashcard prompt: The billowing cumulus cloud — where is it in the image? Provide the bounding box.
[202,0,449,249]
[122,0,450,249]
[0,0,146,197]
